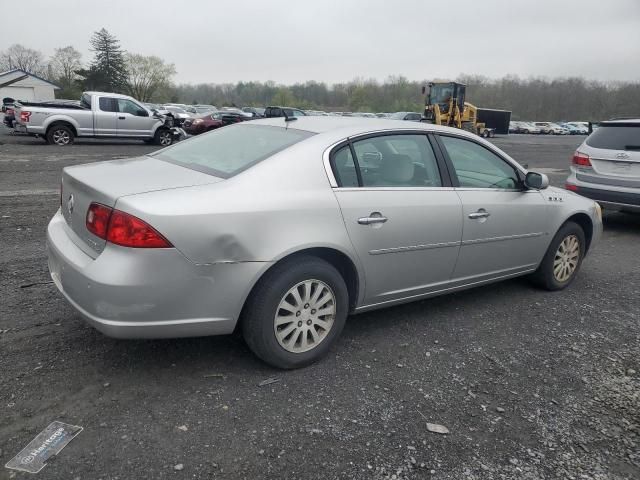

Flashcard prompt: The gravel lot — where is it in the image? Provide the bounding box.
[1,128,638,480]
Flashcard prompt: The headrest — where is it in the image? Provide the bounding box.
[380,154,414,183]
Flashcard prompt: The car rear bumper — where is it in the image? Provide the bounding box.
[47,209,267,339]
[567,172,640,211]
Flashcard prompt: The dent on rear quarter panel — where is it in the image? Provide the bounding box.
[113,136,360,267]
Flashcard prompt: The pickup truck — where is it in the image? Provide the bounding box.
[14,91,175,146]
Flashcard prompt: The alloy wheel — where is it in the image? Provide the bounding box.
[53,129,70,145]
[274,279,336,353]
[159,131,172,145]
[553,234,580,282]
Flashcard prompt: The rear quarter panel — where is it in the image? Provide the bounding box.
[20,107,93,136]
[114,134,363,268]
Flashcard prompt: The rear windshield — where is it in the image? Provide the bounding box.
[152,124,314,178]
[586,124,640,150]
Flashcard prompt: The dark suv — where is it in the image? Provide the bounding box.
[264,106,307,118]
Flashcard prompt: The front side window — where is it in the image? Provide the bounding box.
[332,134,443,188]
[117,99,144,116]
[440,135,521,189]
[153,124,313,178]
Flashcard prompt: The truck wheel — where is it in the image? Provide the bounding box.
[481,130,490,138]
[46,125,74,146]
[154,128,173,146]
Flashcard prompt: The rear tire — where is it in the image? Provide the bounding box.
[530,221,585,291]
[46,124,74,146]
[242,256,349,369]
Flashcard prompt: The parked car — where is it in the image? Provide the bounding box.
[352,112,378,118]
[2,98,16,128]
[47,117,602,368]
[186,105,217,115]
[534,122,567,135]
[565,119,640,213]
[517,122,541,134]
[242,107,265,118]
[160,105,191,125]
[509,121,520,133]
[558,122,583,135]
[264,106,307,118]
[390,111,422,121]
[182,111,248,135]
[13,91,175,146]
[304,110,329,116]
[566,122,589,134]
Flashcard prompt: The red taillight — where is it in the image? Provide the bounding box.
[572,151,591,167]
[86,203,172,248]
[106,210,172,248]
[20,111,31,123]
[565,183,579,192]
[86,203,113,239]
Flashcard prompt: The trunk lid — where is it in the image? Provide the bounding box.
[61,156,221,256]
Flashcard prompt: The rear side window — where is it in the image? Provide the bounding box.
[153,124,314,178]
[586,124,640,150]
[98,98,117,112]
[332,134,443,188]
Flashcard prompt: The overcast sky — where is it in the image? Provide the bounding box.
[3,0,640,84]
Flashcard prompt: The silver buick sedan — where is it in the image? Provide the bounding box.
[48,117,602,368]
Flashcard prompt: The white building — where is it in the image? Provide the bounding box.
[0,69,60,102]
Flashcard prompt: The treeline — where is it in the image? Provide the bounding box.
[0,29,176,102]
[174,75,640,121]
[3,32,637,121]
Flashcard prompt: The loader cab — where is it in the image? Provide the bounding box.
[427,82,466,113]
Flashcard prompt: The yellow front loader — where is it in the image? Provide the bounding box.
[422,82,494,138]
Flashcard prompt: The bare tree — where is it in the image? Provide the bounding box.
[49,46,83,89]
[125,53,176,102]
[0,44,47,76]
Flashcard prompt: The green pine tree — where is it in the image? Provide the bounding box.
[83,28,128,92]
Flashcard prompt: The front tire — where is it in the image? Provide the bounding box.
[46,125,74,146]
[154,128,173,146]
[530,221,585,291]
[242,256,349,369]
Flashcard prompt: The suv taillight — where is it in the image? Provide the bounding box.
[572,151,591,167]
[20,111,31,123]
[86,202,172,248]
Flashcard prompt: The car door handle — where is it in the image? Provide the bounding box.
[118,116,126,120]
[358,215,388,225]
[468,210,490,219]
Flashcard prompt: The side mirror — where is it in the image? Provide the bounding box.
[524,171,549,190]
[136,109,148,117]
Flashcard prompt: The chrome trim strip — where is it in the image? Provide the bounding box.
[335,186,455,192]
[369,241,460,255]
[461,232,545,245]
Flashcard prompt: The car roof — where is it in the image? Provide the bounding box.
[247,116,482,141]
[603,118,640,124]
[84,91,136,100]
